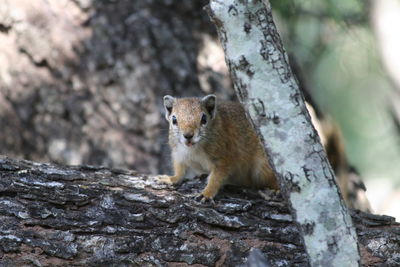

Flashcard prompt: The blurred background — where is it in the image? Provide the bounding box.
[0,0,398,220]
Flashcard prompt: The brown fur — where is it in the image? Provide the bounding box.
[160,95,278,200]
[160,95,370,210]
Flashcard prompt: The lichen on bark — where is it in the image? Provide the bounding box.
[207,0,360,266]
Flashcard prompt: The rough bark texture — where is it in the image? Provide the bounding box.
[0,0,233,174]
[207,0,360,266]
[0,157,399,266]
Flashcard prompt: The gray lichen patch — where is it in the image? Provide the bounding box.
[116,174,169,190]
[195,207,248,229]
[262,212,292,222]
[215,198,252,214]
[123,192,153,204]
[0,199,28,218]
[99,194,116,209]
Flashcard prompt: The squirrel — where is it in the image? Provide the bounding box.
[159,94,372,210]
[307,103,371,211]
[159,94,279,201]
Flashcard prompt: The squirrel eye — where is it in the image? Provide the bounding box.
[172,115,178,125]
[200,114,207,125]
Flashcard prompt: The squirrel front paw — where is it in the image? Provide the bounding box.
[157,175,182,185]
[195,191,216,204]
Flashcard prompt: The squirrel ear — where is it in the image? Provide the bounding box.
[201,94,217,118]
[163,95,175,120]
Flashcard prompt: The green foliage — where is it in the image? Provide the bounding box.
[271,0,365,24]
[271,0,400,182]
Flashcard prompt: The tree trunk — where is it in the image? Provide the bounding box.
[206,0,360,266]
[0,157,399,266]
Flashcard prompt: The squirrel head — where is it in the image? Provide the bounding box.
[163,95,217,147]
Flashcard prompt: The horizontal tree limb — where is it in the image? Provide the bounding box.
[0,157,399,266]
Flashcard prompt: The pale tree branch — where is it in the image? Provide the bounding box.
[206,0,360,265]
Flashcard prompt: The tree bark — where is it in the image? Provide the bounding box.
[206,0,360,266]
[0,157,399,266]
[0,0,232,174]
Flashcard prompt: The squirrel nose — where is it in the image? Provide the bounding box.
[183,133,194,140]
